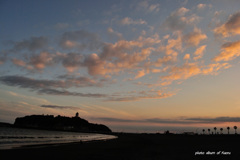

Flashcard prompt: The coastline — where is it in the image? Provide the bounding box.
[0,126,117,150]
[1,133,239,160]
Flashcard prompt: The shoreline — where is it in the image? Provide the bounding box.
[1,133,239,160]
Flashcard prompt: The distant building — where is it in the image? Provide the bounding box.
[75,112,79,118]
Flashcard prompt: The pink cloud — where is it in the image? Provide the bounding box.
[193,45,207,60]
[183,54,190,60]
[183,28,207,46]
[214,11,240,37]
[202,63,231,75]
[160,61,232,86]
[120,17,147,25]
[12,58,26,67]
[29,52,54,70]
[83,35,160,76]
[213,40,240,62]
[134,69,146,79]
[106,90,176,102]
[162,62,202,81]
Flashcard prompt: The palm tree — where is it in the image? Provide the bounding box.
[208,129,211,135]
[214,127,217,134]
[227,127,230,134]
[220,128,223,134]
[202,129,205,134]
[234,126,237,134]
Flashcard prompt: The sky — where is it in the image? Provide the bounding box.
[0,0,240,133]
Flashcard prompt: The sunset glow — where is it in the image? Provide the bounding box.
[0,0,240,133]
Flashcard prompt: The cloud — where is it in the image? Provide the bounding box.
[196,3,212,10]
[120,17,147,25]
[95,117,194,124]
[56,52,83,72]
[202,63,231,75]
[134,69,146,79]
[59,30,103,51]
[100,38,148,61]
[7,91,50,104]
[107,27,123,39]
[11,52,55,71]
[0,75,111,99]
[40,105,80,110]
[183,28,207,46]
[38,88,107,98]
[0,75,67,89]
[183,54,190,60]
[95,117,136,123]
[12,51,84,72]
[58,74,103,87]
[214,11,240,37]
[28,52,54,70]
[161,62,202,82]
[185,117,240,123]
[83,35,160,76]
[12,36,48,51]
[193,45,206,60]
[11,58,34,70]
[154,56,175,67]
[136,1,160,13]
[163,7,200,31]
[11,58,26,67]
[213,40,240,61]
[106,90,176,102]
[95,116,240,124]
[0,75,103,90]
[83,53,109,76]
[10,34,161,75]
[161,62,231,85]
[8,33,162,77]
[159,31,183,55]
[155,32,182,66]
[197,4,207,10]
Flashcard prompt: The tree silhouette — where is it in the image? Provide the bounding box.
[234,126,237,134]
[227,127,230,134]
[202,129,205,135]
[220,128,223,134]
[214,127,217,134]
[208,129,211,135]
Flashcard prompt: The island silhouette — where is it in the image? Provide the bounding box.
[14,112,111,133]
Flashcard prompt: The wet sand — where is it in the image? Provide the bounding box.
[0,133,239,160]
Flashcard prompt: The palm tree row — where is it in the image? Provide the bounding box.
[202,126,237,135]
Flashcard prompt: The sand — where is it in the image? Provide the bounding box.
[0,133,239,160]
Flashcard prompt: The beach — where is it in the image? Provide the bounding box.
[1,133,239,160]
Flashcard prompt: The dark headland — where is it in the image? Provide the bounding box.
[13,113,111,133]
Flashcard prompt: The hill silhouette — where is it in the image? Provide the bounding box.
[14,113,111,133]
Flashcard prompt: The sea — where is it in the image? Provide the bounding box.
[0,127,117,149]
